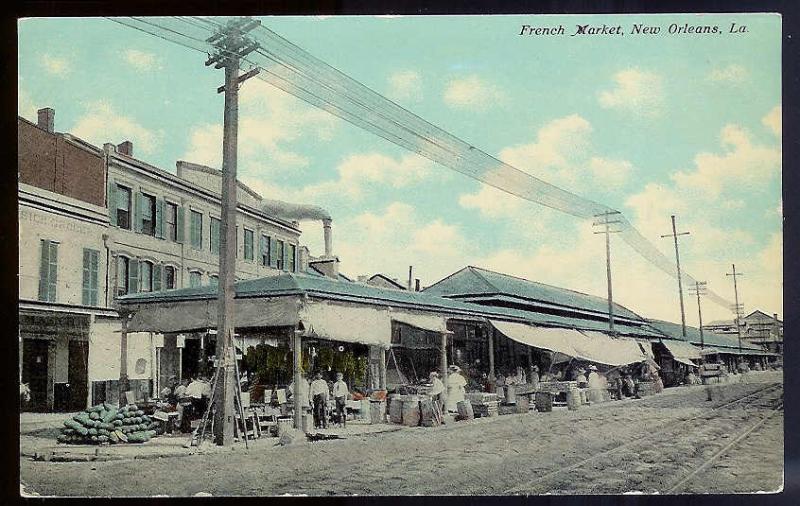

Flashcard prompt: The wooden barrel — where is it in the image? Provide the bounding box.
[276,417,293,436]
[515,394,530,414]
[535,392,553,412]
[420,398,440,426]
[566,388,580,411]
[506,384,517,404]
[388,396,403,424]
[457,400,474,420]
[401,396,421,427]
[369,400,386,424]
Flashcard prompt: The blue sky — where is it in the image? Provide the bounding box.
[18,14,782,324]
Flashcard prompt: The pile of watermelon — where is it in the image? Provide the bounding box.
[58,403,160,445]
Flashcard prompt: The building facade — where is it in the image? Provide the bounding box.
[703,309,783,354]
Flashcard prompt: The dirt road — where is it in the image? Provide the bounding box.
[20,372,783,496]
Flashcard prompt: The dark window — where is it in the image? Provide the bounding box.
[140,193,156,236]
[276,240,285,270]
[190,211,203,250]
[165,203,178,242]
[116,256,129,297]
[82,248,99,306]
[260,235,271,266]
[116,185,132,229]
[244,229,254,261]
[289,244,297,273]
[164,265,176,290]
[210,217,221,255]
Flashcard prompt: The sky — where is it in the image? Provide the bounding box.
[18,14,782,325]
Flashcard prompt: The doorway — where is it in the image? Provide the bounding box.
[22,339,50,412]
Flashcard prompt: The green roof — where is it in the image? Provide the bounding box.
[647,319,765,353]
[117,272,660,338]
[423,266,643,321]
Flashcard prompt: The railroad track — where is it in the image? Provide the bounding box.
[504,382,784,495]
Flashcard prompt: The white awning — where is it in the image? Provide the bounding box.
[390,311,449,333]
[674,356,700,368]
[575,331,650,366]
[636,339,655,359]
[662,339,702,361]
[490,321,581,357]
[299,300,392,346]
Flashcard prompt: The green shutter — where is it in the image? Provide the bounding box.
[155,198,164,239]
[176,207,185,243]
[90,250,99,305]
[153,264,162,291]
[48,242,58,301]
[282,242,288,272]
[134,193,143,233]
[38,240,50,301]
[128,259,139,294]
[82,249,91,305]
[269,237,277,267]
[108,181,117,226]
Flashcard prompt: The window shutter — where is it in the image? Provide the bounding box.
[82,249,91,305]
[90,250,99,305]
[259,235,267,265]
[128,258,139,294]
[269,237,278,267]
[176,206,185,243]
[108,181,117,226]
[48,242,58,301]
[134,193,143,233]
[38,240,50,301]
[155,198,164,239]
[283,244,288,272]
[153,263,162,291]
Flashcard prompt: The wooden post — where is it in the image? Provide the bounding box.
[488,327,496,381]
[178,347,183,382]
[119,314,130,407]
[292,329,303,430]
[378,346,387,390]
[440,332,448,405]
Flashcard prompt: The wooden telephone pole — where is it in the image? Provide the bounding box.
[205,17,261,446]
[688,281,707,350]
[593,211,622,335]
[661,215,690,338]
[726,264,745,353]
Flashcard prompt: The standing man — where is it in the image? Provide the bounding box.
[309,372,330,429]
[428,371,445,415]
[332,372,349,427]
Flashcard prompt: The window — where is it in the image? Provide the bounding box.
[260,235,271,266]
[164,266,176,290]
[244,229,254,261]
[165,203,178,242]
[210,217,221,255]
[82,249,99,306]
[289,244,297,273]
[116,185,132,229]
[140,261,153,292]
[140,193,156,236]
[189,271,202,288]
[276,240,285,270]
[190,211,203,250]
[209,275,219,287]
[38,240,58,302]
[116,256,129,297]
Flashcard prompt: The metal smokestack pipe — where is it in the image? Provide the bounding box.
[408,266,413,291]
[323,219,333,257]
[415,278,421,292]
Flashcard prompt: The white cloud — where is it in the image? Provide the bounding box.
[588,157,633,188]
[17,82,37,121]
[40,54,71,76]
[459,185,524,219]
[762,105,781,138]
[183,80,337,172]
[670,124,781,198]
[443,75,504,110]
[707,64,748,84]
[387,70,422,102]
[598,68,664,117]
[71,100,162,154]
[123,49,162,71]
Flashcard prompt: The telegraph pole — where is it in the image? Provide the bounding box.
[205,17,261,446]
[593,211,622,334]
[661,215,690,337]
[688,281,707,350]
[726,264,745,353]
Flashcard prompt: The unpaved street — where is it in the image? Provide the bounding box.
[20,373,783,496]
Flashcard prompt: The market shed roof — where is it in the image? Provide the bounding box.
[117,272,661,337]
[423,266,644,322]
[647,319,768,354]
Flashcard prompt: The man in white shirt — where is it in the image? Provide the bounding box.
[428,371,445,413]
[309,372,330,429]
[331,372,349,427]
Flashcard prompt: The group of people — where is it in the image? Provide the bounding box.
[288,371,350,429]
[427,365,468,413]
[159,375,212,433]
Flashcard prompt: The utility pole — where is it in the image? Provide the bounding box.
[205,17,261,446]
[593,211,622,335]
[726,264,745,353]
[688,281,707,350]
[661,215,690,337]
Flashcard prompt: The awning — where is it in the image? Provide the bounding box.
[125,297,300,333]
[636,339,655,359]
[674,357,699,368]
[661,339,702,361]
[299,300,392,346]
[490,321,580,357]
[575,330,650,366]
[390,311,449,333]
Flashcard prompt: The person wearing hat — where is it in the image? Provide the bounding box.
[586,365,605,404]
[309,372,330,429]
[529,364,540,391]
[445,365,467,412]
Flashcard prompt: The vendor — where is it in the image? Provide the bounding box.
[428,371,445,413]
[332,372,349,427]
[586,365,605,403]
[445,365,467,412]
[309,372,330,429]
[160,376,178,404]
[529,365,540,390]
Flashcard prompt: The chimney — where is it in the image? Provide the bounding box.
[37,107,55,133]
[408,266,413,291]
[322,219,333,257]
[415,278,421,292]
[298,246,310,272]
[103,143,117,154]
[117,141,133,156]
[309,257,339,280]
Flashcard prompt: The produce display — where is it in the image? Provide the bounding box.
[58,403,160,445]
